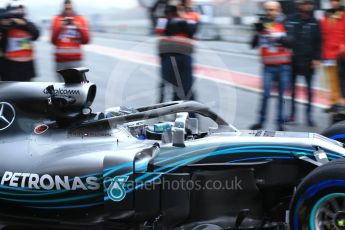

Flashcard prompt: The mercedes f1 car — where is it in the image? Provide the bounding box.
[1,68,345,230]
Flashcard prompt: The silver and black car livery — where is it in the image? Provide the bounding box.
[1,68,345,230]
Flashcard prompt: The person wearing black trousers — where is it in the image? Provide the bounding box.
[0,5,40,82]
[149,0,169,35]
[0,23,4,81]
[156,5,199,103]
[287,0,321,126]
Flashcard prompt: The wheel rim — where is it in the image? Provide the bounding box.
[310,193,345,230]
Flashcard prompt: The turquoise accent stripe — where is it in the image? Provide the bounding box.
[103,162,133,177]
[123,149,311,194]
[103,145,321,200]
[155,145,314,165]
[103,145,315,184]
[103,144,232,176]
[0,143,340,207]
[135,148,313,183]
[27,201,104,209]
[0,193,100,204]
[0,185,57,193]
[103,144,306,176]
[0,190,67,197]
[130,156,295,193]
[228,156,294,163]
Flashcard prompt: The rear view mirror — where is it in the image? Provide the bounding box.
[173,127,185,147]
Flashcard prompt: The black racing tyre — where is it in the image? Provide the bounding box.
[289,158,345,230]
[322,121,345,144]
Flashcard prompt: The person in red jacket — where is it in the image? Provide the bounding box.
[182,0,200,23]
[51,0,90,80]
[320,0,345,112]
[1,5,39,82]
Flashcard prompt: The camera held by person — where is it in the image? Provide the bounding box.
[62,17,74,26]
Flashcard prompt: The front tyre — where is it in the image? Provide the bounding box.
[322,121,345,144]
[289,159,345,230]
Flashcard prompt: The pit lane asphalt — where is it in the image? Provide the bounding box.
[34,32,330,133]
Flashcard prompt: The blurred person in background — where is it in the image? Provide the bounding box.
[0,9,5,81]
[320,0,345,112]
[51,0,90,80]
[250,1,293,131]
[0,4,39,82]
[181,0,201,23]
[150,0,170,35]
[179,0,200,100]
[337,49,345,108]
[287,0,321,126]
[156,1,199,103]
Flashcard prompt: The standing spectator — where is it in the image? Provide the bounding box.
[0,5,39,82]
[150,0,169,35]
[178,0,200,101]
[320,0,345,112]
[337,42,345,107]
[250,1,293,131]
[51,0,90,80]
[156,3,199,103]
[182,0,201,24]
[0,12,5,81]
[287,0,321,126]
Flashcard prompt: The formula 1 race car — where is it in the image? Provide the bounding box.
[1,68,345,230]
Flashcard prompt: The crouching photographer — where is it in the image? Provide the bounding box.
[0,4,40,82]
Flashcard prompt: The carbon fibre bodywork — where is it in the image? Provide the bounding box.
[1,69,345,229]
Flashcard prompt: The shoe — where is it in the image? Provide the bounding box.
[250,123,263,130]
[277,124,285,131]
[324,104,340,113]
[337,105,345,113]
